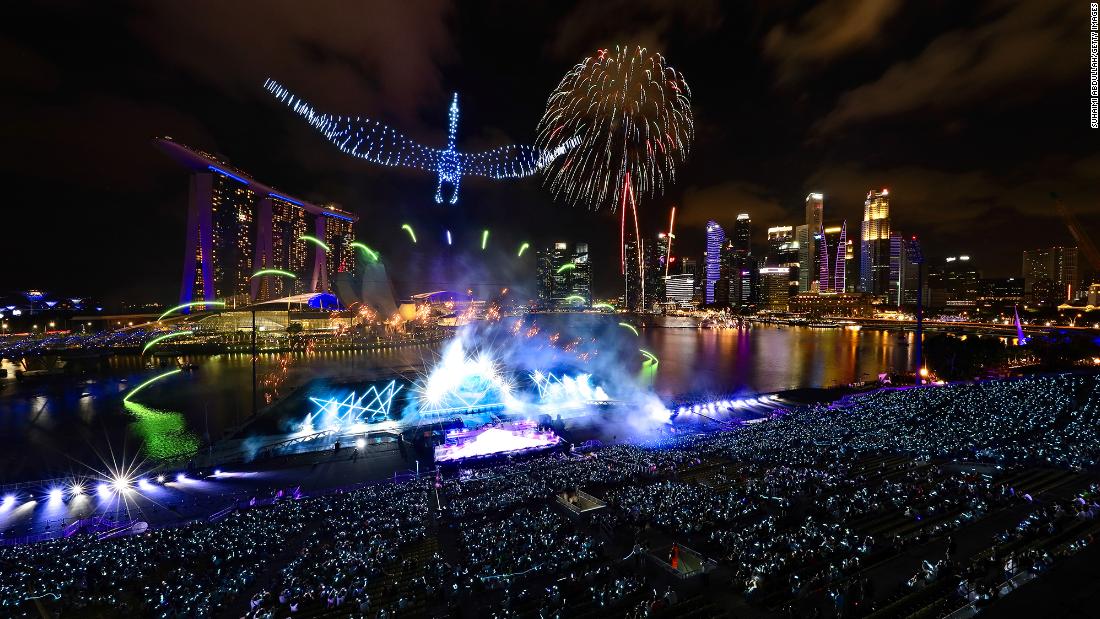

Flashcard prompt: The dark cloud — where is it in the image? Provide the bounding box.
[680,180,786,228]
[816,0,1078,133]
[130,1,455,126]
[547,0,722,60]
[764,0,902,82]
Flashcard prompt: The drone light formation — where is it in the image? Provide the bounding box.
[265,79,575,204]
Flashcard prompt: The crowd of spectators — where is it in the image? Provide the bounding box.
[1,372,1099,617]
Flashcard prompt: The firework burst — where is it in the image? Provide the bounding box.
[536,45,693,211]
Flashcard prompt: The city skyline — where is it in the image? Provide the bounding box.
[0,1,1094,304]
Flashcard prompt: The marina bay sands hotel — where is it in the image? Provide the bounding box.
[156,138,358,306]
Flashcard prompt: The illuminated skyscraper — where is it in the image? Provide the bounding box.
[1022,246,1079,302]
[538,242,591,309]
[817,222,847,293]
[158,138,357,306]
[731,213,751,254]
[571,243,591,306]
[705,221,724,305]
[859,189,891,296]
[645,235,668,308]
[758,267,791,311]
[800,193,823,291]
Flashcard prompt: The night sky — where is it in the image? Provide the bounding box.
[1,0,1095,304]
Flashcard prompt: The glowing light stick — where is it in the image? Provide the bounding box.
[517,242,530,257]
[446,230,453,245]
[123,369,182,403]
[564,295,586,304]
[401,224,417,243]
[349,242,379,261]
[300,235,330,252]
[618,322,639,336]
[481,229,489,250]
[158,301,226,321]
[593,303,615,310]
[556,263,576,274]
[142,331,194,354]
[639,349,659,365]
[251,269,297,279]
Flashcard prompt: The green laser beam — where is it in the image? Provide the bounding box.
[517,242,530,257]
[142,331,193,354]
[618,322,640,336]
[592,303,615,311]
[639,349,659,365]
[401,224,417,243]
[158,301,225,321]
[556,263,576,274]
[481,229,489,250]
[123,369,182,403]
[350,241,379,261]
[251,269,296,279]
[300,235,330,252]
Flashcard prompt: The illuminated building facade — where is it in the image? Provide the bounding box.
[767,225,801,299]
[623,239,643,311]
[943,255,981,310]
[158,138,357,307]
[859,189,891,296]
[800,193,824,292]
[537,242,590,309]
[1022,246,1079,303]
[645,234,670,307]
[731,213,751,254]
[705,221,724,305]
[817,222,848,293]
[888,234,924,307]
[789,292,873,317]
[758,267,791,311]
[663,273,694,307]
[571,243,592,306]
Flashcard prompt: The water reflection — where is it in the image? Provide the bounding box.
[0,324,916,481]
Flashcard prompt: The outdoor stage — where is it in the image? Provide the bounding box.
[434,420,562,463]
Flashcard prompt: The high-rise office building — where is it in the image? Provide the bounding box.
[537,242,590,308]
[1022,246,1079,302]
[977,277,1023,316]
[801,193,824,291]
[768,225,800,299]
[705,221,724,305]
[817,222,847,293]
[645,234,670,308]
[663,273,695,306]
[859,188,891,296]
[731,213,751,254]
[943,255,980,310]
[758,267,791,311]
[571,243,591,306]
[536,246,554,306]
[766,226,797,265]
[159,138,356,306]
[624,239,643,310]
[887,234,924,307]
